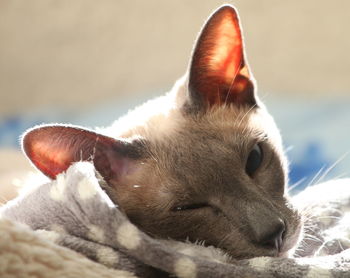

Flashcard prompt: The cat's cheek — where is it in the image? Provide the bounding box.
[256,156,286,195]
[104,163,156,209]
[111,165,175,226]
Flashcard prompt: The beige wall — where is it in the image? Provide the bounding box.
[0,0,349,117]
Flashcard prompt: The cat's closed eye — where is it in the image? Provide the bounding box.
[245,143,263,177]
[172,203,210,212]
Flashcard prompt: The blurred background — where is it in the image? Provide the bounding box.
[1,0,349,201]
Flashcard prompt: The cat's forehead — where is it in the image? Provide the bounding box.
[180,104,281,150]
[198,106,266,138]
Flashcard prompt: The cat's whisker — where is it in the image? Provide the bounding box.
[149,153,159,163]
[332,172,348,180]
[288,177,307,193]
[301,217,317,225]
[257,91,271,103]
[299,233,323,244]
[216,224,245,250]
[217,233,232,249]
[316,215,341,221]
[300,217,317,227]
[306,165,326,188]
[315,151,350,184]
[284,145,294,154]
[226,60,243,104]
[236,104,257,130]
[90,137,99,161]
[292,250,303,258]
[300,214,317,224]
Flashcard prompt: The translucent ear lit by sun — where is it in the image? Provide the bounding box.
[33,141,69,163]
[207,10,243,84]
[30,140,71,177]
[189,6,256,107]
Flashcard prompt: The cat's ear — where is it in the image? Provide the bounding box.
[187,5,256,110]
[22,125,143,183]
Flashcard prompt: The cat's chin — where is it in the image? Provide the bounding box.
[215,236,301,260]
[164,236,298,263]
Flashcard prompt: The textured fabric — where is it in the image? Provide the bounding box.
[0,217,136,278]
[1,162,350,278]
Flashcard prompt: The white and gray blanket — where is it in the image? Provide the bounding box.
[1,162,350,277]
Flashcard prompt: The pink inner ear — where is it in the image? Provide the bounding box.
[22,125,124,180]
[189,5,255,107]
[23,126,77,179]
[206,11,243,84]
[26,139,73,178]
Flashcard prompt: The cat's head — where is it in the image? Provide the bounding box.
[22,5,302,259]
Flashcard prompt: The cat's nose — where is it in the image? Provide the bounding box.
[255,218,285,251]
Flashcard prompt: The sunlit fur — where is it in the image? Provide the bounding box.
[100,77,302,259]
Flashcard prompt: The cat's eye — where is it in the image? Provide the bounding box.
[245,143,263,177]
[172,203,209,212]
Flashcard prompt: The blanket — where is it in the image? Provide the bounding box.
[1,162,350,278]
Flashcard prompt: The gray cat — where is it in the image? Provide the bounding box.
[22,5,302,259]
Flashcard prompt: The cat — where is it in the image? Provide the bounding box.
[22,5,302,259]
